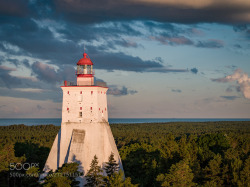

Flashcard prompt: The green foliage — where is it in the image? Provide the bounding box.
[238,157,250,186]
[23,166,40,187]
[104,152,119,177]
[85,155,104,186]
[105,170,138,187]
[203,154,223,185]
[157,160,196,186]
[0,122,249,186]
[42,162,83,187]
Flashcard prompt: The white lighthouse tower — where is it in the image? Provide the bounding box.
[40,52,123,185]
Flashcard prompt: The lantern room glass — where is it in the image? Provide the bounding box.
[77,65,93,75]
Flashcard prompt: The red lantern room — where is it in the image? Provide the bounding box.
[76,52,94,86]
[77,53,94,77]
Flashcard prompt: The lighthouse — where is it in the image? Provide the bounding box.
[40,52,123,185]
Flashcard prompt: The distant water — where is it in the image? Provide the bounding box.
[0,118,249,126]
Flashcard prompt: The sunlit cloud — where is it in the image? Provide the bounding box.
[212,69,250,99]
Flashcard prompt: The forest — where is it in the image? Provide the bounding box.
[0,121,249,186]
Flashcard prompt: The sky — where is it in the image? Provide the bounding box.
[0,0,249,118]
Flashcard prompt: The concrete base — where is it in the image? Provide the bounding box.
[40,122,123,186]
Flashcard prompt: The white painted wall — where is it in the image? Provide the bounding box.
[77,77,94,86]
[61,86,108,123]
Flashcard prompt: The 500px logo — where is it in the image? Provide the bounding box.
[10,163,39,170]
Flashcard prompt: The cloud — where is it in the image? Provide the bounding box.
[108,85,138,96]
[0,87,62,102]
[171,89,182,93]
[0,65,21,88]
[31,61,75,84]
[113,39,140,48]
[212,69,250,99]
[0,0,29,17]
[7,58,30,68]
[0,105,6,108]
[233,24,250,41]
[53,0,250,23]
[0,65,16,72]
[31,62,60,83]
[0,67,49,90]
[145,67,188,73]
[91,51,164,72]
[190,68,198,74]
[95,78,107,87]
[37,104,45,111]
[233,24,249,32]
[220,96,240,100]
[150,35,193,45]
[195,39,224,48]
[150,31,224,48]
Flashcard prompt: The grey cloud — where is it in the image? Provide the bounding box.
[233,24,248,32]
[22,59,30,68]
[195,39,224,48]
[220,96,240,100]
[57,21,142,43]
[0,64,62,90]
[0,87,62,102]
[145,67,188,73]
[108,86,138,96]
[190,68,198,74]
[31,62,75,84]
[53,0,250,24]
[31,62,59,83]
[94,78,107,87]
[154,57,164,64]
[226,65,237,70]
[150,35,194,46]
[0,66,21,88]
[171,89,182,93]
[234,44,242,49]
[0,17,143,68]
[7,58,30,68]
[150,31,224,48]
[233,24,250,40]
[211,77,229,83]
[0,0,29,17]
[37,104,45,111]
[0,0,249,27]
[90,51,164,72]
[114,39,139,48]
[226,86,233,93]
[225,85,241,93]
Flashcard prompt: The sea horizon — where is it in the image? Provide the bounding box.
[0,118,250,126]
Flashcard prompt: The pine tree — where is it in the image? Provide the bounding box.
[42,162,83,187]
[104,152,119,177]
[85,155,104,187]
[106,170,138,187]
[156,160,196,187]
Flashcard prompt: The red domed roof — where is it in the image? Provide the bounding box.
[77,53,93,65]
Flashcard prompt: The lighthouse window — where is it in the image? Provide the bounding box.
[77,65,84,74]
[79,112,82,118]
[78,95,82,102]
[87,65,91,74]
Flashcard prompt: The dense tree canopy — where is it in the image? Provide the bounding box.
[0,121,249,186]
